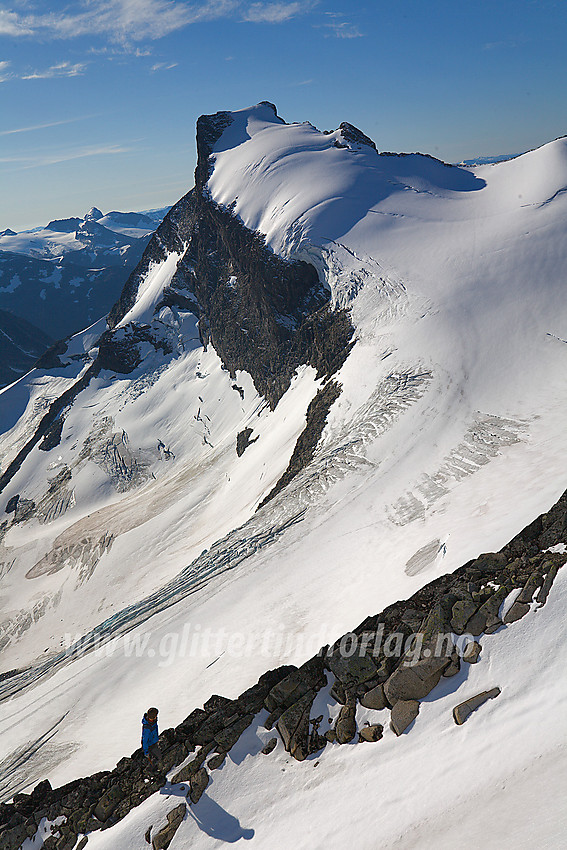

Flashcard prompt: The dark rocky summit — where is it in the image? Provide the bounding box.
[1,486,564,848]
[109,104,354,409]
[339,122,379,153]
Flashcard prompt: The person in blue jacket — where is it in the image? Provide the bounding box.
[141,707,161,769]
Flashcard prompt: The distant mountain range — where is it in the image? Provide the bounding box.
[0,308,53,388]
[0,206,168,387]
[458,153,521,165]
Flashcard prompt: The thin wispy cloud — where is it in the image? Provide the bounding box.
[150,61,178,71]
[0,8,33,37]
[322,21,362,39]
[482,39,519,51]
[0,1,317,45]
[0,0,200,42]
[0,115,98,136]
[318,11,363,39]
[242,1,316,23]
[22,61,87,80]
[0,58,11,82]
[0,142,134,170]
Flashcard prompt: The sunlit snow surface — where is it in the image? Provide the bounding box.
[1,106,567,847]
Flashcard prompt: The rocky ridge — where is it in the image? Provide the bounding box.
[1,486,564,849]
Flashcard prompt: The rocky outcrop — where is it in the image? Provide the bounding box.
[261,738,277,755]
[276,690,318,760]
[338,122,378,153]
[188,769,209,805]
[0,666,293,848]
[383,655,451,704]
[334,703,357,744]
[359,683,387,710]
[462,641,481,663]
[1,488,565,848]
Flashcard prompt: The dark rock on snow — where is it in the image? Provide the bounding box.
[453,688,501,725]
[236,428,258,456]
[261,738,278,755]
[358,724,384,743]
[152,802,186,849]
[334,704,357,744]
[390,700,420,736]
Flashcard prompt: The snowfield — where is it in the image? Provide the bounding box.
[1,105,567,848]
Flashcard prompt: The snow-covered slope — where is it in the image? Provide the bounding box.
[1,105,566,848]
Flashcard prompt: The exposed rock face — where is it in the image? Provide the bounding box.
[338,122,378,153]
[536,563,560,605]
[258,381,342,507]
[359,683,387,710]
[276,690,317,760]
[188,769,209,805]
[268,658,327,759]
[462,641,482,664]
[503,600,530,624]
[384,655,451,704]
[4,494,18,514]
[208,752,226,770]
[261,738,277,755]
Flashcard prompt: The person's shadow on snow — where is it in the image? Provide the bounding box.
[188,793,254,842]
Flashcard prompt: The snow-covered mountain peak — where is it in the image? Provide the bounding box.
[84,206,104,221]
[204,103,487,258]
[206,101,285,154]
[1,103,567,848]
[473,134,567,207]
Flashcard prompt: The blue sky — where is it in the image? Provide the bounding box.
[1,0,566,230]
